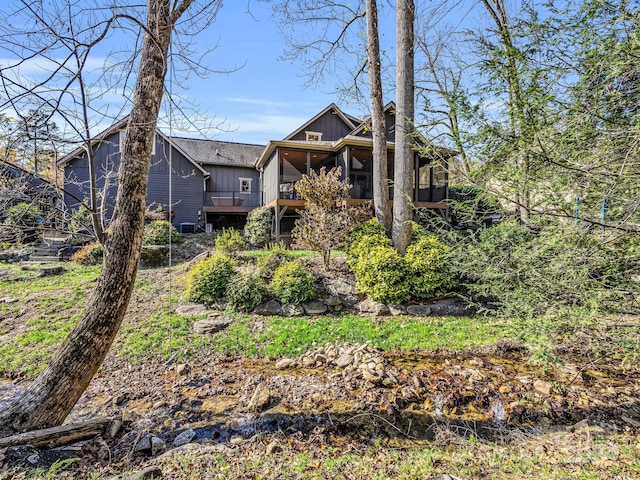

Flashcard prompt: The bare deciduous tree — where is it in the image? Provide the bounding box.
[274,0,393,229]
[0,0,222,436]
[366,0,392,233]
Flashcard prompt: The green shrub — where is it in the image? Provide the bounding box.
[71,242,104,265]
[405,235,456,299]
[256,242,294,278]
[409,221,428,244]
[67,206,96,238]
[352,245,410,304]
[244,207,272,247]
[185,252,236,305]
[271,260,317,304]
[226,273,270,312]
[6,202,43,243]
[346,218,388,255]
[142,220,181,245]
[6,202,42,228]
[448,221,632,317]
[346,218,392,270]
[215,227,246,254]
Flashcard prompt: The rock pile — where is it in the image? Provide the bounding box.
[0,252,29,263]
[276,343,399,387]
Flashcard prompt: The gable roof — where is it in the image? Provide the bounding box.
[0,159,59,196]
[56,116,129,168]
[55,117,246,177]
[348,101,397,137]
[283,103,359,141]
[170,137,264,168]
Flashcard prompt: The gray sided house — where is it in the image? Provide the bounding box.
[170,137,263,229]
[58,118,264,232]
[256,103,455,237]
[58,104,453,238]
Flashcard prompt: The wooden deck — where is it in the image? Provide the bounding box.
[264,198,448,210]
[202,205,255,214]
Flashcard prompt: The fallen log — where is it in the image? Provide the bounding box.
[0,417,114,449]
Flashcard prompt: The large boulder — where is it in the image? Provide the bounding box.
[193,315,233,334]
[253,300,282,316]
[322,277,360,308]
[406,304,432,317]
[302,300,328,315]
[357,299,390,316]
[428,298,474,317]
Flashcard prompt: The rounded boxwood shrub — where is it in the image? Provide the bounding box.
[256,242,293,278]
[143,220,181,245]
[409,221,428,244]
[346,218,388,255]
[225,272,270,312]
[185,252,236,305]
[215,227,246,254]
[346,233,392,271]
[271,260,317,305]
[405,235,455,299]
[244,207,272,247]
[352,245,410,304]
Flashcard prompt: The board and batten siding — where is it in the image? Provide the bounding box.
[288,111,353,142]
[204,164,261,206]
[263,150,279,205]
[149,138,204,225]
[63,132,121,224]
[63,132,205,227]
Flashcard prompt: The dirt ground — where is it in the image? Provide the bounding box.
[1,235,639,478]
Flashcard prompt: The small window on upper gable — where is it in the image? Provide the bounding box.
[305,131,322,142]
[119,130,156,155]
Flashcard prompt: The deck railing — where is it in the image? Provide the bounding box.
[203,190,262,208]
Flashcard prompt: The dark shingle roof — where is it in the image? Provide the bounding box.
[170,137,265,167]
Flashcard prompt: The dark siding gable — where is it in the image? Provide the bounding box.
[288,108,355,142]
[354,108,396,142]
[63,132,205,226]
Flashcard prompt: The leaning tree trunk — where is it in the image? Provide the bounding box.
[366,0,392,234]
[392,0,415,254]
[0,0,175,436]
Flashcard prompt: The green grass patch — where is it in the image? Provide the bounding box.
[0,264,100,377]
[115,312,214,363]
[0,313,81,377]
[205,314,505,360]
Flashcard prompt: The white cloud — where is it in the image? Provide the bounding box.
[220,113,309,143]
[0,56,113,77]
[226,97,293,108]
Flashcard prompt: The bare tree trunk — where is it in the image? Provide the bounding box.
[366,0,391,234]
[0,0,179,436]
[392,0,415,254]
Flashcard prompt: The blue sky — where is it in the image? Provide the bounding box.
[0,0,477,148]
[161,1,403,146]
[165,2,371,145]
